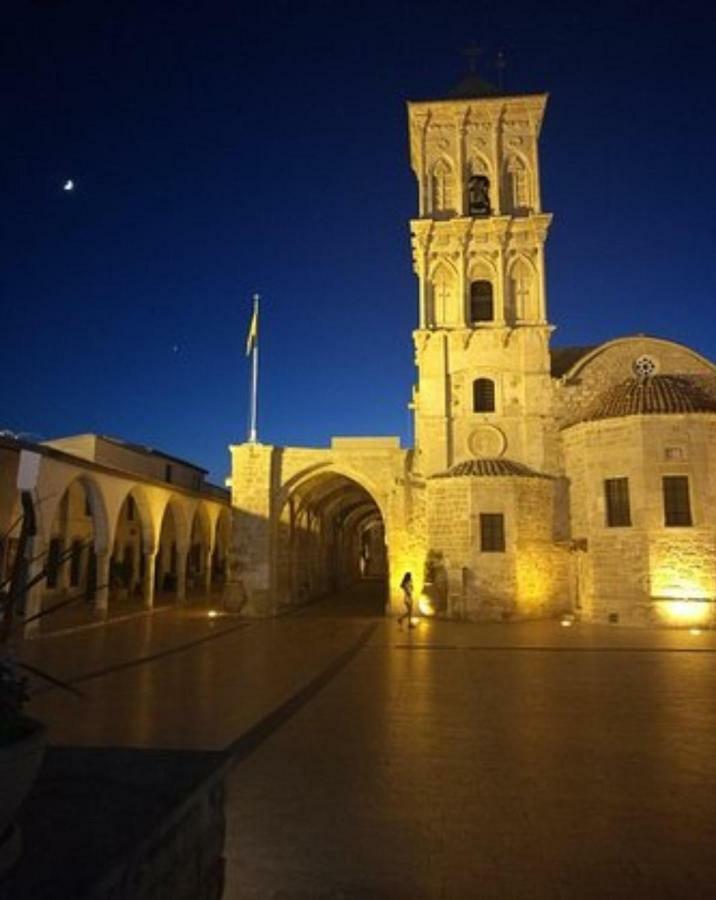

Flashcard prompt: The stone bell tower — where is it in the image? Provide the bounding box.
[408,72,554,477]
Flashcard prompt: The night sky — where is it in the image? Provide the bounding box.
[4,1,715,482]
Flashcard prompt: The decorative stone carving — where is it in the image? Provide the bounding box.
[510,257,537,321]
[431,264,459,325]
[468,424,507,458]
[503,119,529,131]
[506,155,531,211]
[633,355,659,377]
[431,158,454,212]
[413,331,433,364]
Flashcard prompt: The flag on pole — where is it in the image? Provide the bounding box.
[245,296,259,356]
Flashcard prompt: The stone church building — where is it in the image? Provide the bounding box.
[5,75,713,631]
[228,73,716,628]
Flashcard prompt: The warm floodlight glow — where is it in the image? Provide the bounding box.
[649,552,715,605]
[418,594,434,617]
[207,609,220,618]
[690,628,703,636]
[560,617,573,628]
[652,598,712,627]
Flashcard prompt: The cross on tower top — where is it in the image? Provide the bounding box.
[496,49,507,89]
[461,43,482,74]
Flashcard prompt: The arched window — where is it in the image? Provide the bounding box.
[431,263,458,325]
[473,378,495,413]
[510,259,537,321]
[506,156,531,212]
[432,159,454,213]
[468,174,491,217]
[470,281,494,323]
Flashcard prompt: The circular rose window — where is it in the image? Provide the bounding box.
[467,424,506,458]
[633,355,658,378]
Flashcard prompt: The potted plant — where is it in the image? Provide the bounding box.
[0,491,84,877]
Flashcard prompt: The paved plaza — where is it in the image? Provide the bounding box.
[15,584,716,898]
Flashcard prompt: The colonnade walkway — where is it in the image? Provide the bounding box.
[11,583,716,898]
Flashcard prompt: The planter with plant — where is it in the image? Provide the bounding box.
[0,491,85,877]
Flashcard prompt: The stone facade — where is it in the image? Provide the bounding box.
[228,77,716,627]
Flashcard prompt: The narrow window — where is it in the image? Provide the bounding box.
[663,476,692,526]
[432,159,453,212]
[473,378,495,413]
[507,156,530,211]
[480,513,505,552]
[470,281,494,323]
[84,495,92,517]
[165,464,173,484]
[47,537,62,588]
[604,478,631,527]
[127,495,135,521]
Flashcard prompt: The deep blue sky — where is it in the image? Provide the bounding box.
[4,1,715,482]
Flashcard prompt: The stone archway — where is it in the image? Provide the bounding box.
[276,470,388,613]
[109,489,151,610]
[212,507,231,592]
[187,504,212,597]
[43,475,109,612]
[155,499,187,603]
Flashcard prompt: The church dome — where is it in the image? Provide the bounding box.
[584,375,716,422]
[433,458,550,479]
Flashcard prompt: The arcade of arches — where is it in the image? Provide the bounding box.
[0,445,231,633]
[39,481,231,617]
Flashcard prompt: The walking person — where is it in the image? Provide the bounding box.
[397,571,415,629]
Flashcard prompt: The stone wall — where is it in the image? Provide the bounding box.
[227,443,275,614]
[562,413,716,625]
[92,774,226,900]
[426,475,569,621]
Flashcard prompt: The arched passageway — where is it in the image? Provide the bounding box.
[109,491,149,609]
[155,501,182,603]
[187,504,212,596]
[211,508,231,593]
[277,471,388,613]
[44,477,106,610]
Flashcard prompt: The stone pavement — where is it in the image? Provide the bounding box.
[14,583,716,898]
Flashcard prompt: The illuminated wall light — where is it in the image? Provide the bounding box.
[207,609,220,618]
[515,552,553,610]
[649,555,715,606]
[652,598,712,626]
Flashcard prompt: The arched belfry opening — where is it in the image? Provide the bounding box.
[277,471,388,614]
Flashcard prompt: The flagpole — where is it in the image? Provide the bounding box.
[248,294,259,443]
